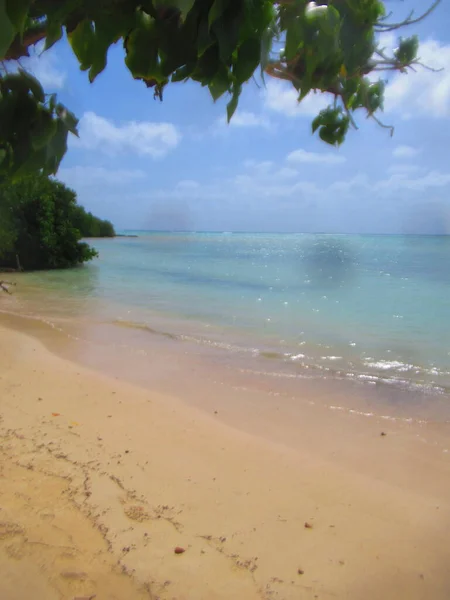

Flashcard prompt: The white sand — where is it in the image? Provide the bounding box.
[1,322,449,599]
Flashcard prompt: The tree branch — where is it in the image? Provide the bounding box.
[375,0,441,32]
[371,115,394,137]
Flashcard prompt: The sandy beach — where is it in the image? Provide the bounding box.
[1,319,450,600]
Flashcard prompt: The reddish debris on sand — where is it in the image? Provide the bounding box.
[304,522,313,529]
[174,546,186,554]
[297,568,304,575]
[51,412,61,417]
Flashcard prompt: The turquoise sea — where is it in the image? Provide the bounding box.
[5,232,450,418]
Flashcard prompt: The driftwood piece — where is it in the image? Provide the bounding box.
[0,280,15,294]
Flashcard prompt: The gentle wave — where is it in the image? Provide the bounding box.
[110,317,449,397]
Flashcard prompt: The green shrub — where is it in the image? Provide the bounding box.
[0,175,98,270]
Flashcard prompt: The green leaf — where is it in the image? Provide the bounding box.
[191,45,220,83]
[208,64,231,101]
[318,5,340,38]
[30,109,57,150]
[68,19,95,70]
[175,0,196,20]
[211,11,241,62]
[340,20,374,76]
[319,126,337,145]
[152,0,195,20]
[298,84,312,102]
[394,36,419,65]
[44,19,63,51]
[234,37,260,85]
[45,119,68,175]
[312,106,350,146]
[18,69,45,102]
[3,72,36,100]
[311,114,321,133]
[366,80,384,114]
[89,18,129,83]
[197,17,214,56]
[5,0,31,36]
[285,17,303,61]
[226,84,241,122]
[208,0,228,28]
[48,93,57,112]
[11,147,47,181]
[125,20,162,83]
[56,104,79,136]
[170,63,193,82]
[0,0,16,58]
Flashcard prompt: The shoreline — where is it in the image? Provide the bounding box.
[2,294,450,425]
[1,317,450,599]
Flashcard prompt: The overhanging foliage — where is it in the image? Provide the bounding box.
[0,0,441,180]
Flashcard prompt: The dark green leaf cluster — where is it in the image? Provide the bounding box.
[0,69,78,178]
[0,175,98,270]
[271,0,422,145]
[61,0,275,120]
[0,0,441,173]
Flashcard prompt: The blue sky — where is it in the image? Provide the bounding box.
[23,0,450,233]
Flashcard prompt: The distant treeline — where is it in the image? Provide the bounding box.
[72,205,115,238]
[0,175,115,271]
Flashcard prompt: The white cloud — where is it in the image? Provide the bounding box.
[287,148,346,165]
[276,167,298,179]
[73,112,181,157]
[264,80,331,117]
[244,160,274,173]
[327,173,369,195]
[388,163,421,175]
[393,145,420,159]
[58,166,146,186]
[230,111,271,128]
[385,39,450,118]
[18,42,66,89]
[138,156,450,233]
[212,111,272,135]
[376,170,450,193]
[324,169,450,196]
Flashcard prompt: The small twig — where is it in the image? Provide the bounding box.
[414,61,444,73]
[379,10,394,22]
[375,0,441,32]
[251,74,262,89]
[371,115,395,137]
[343,103,358,130]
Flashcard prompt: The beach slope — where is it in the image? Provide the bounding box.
[1,323,449,599]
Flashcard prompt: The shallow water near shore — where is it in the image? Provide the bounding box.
[2,232,450,422]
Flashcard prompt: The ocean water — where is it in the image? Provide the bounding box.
[4,232,450,415]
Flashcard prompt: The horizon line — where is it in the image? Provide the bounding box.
[117,229,450,236]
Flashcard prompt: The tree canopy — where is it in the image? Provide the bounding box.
[0,0,441,180]
[0,175,100,270]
